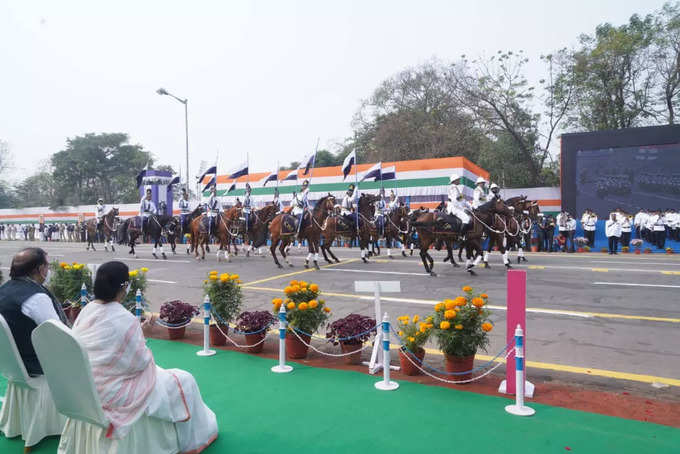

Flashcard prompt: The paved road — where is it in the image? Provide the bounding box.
[1,240,678,394]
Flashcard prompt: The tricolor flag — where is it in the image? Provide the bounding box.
[297,152,315,176]
[360,162,382,182]
[261,167,279,186]
[283,169,298,181]
[342,151,356,181]
[377,165,396,181]
[227,161,248,179]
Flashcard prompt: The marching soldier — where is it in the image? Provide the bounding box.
[472,177,487,208]
[139,188,157,234]
[446,174,471,231]
[243,183,253,232]
[292,180,310,234]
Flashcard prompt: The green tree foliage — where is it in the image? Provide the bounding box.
[13,169,57,208]
[652,2,680,124]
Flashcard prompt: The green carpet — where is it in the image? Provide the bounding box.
[2,338,679,453]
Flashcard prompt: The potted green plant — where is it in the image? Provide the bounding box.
[395,314,433,375]
[644,247,652,254]
[326,314,376,365]
[274,280,331,359]
[49,261,93,323]
[666,247,674,255]
[204,270,243,346]
[431,286,494,382]
[159,300,199,340]
[121,267,149,315]
[236,310,276,353]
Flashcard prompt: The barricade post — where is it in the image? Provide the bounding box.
[80,283,87,307]
[271,304,293,373]
[505,324,535,416]
[196,295,216,357]
[374,313,398,391]
[499,270,535,397]
[135,289,142,322]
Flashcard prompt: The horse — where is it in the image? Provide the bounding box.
[117,213,174,258]
[188,213,210,260]
[368,204,410,259]
[85,208,119,252]
[269,195,335,269]
[320,193,378,264]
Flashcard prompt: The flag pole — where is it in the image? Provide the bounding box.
[354,136,359,235]
[309,137,320,186]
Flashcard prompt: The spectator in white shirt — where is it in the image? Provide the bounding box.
[619,213,632,248]
[581,209,597,246]
[605,213,622,254]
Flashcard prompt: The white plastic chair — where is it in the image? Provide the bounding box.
[32,320,180,454]
[0,314,66,453]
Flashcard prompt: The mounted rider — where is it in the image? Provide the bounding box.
[178,188,192,233]
[489,183,502,202]
[139,188,157,234]
[374,188,387,236]
[206,185,220,235]
[95,198,106,229]
[272,187,283,214]
[472,177,488,209]
[293,180,310,234]
[242,183,253,232]
[444,173,471,232]
[340,183,358,228]
[387,190,399,213]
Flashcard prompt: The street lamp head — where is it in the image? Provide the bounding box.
[156,88,168,96]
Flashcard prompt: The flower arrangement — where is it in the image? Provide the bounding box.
[574,236,588,246]
[584,245,591,252]
[49,261,93,306]
[273,280,330,334]
[395,314,433,353]
[600,247,608,253]
[122,268,149,313]
[160,300,199,325]
[644,247,652,254]
[326,314,375,346]
[431,286,493,358]
[204,270,243,324]
[236,310,276,334]
[621,246,630,253]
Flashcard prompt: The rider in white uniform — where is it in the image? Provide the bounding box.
[341,184,358,225]
[446,174,471,226]
[472,177,488,209]
[178,188,192,253]
[374,188,387,236]
[95,199,106,226]
[207,185,220,235]
[139,188,157,233]
[272,188,283,214]
[387,190,398,212]
[292,180,310,234]
[242,183,253,232]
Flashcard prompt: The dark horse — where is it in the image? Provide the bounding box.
[118,214,177,258]
[85,208,119,252]
[320,193,377,263]
[269,195,335,269]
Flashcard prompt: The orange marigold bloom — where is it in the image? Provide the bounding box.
[480,293,489,299]
[323,306,331,313]
[290,280,298,286]
[434,303,443,312]
[472,297,485,308]
[440,321,451,330]
[482,322,493,332]
[291,285,300,293]
[444,299,455,310]
[454,296,467,306]
[454,324,463,330]
[444,309,457,320]
[298,302,308,310]
[309,283,319,292]
[287,302,296,310]
[309,300,318,309]
[462,286,472,292]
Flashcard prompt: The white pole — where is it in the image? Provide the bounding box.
[135,289,142,322]
[374,312,398,391]
[196,295,216,357]
[505,324,535,416]
[80,283,87,307]
[272,304,293,373]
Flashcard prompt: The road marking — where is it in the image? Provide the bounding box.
[528,265,545,269]
[594,281,680,289]
[122,258,193,263]
[242,286,680,323]
[322,268,430,277]
[241,259,360,287]
[591,260,680,266]
[661,271,680,275]
[147,279,178,284]
[591,268,608,272]
[519,264,680,275]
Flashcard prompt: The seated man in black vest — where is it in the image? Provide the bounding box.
[0,248,69,376]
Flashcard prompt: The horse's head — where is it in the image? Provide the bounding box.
[110,207,119,217]
[314,195,335,216]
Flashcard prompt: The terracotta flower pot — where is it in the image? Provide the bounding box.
[339,341,363,365]
[210,324,228,346]
[399,347,425,376]
[244,332,266,353]
[577,247,584,253]
[444,353,476,383]
[634,249,641,254]
[644,249,652,254]
[666,250,674,255]
[167,325,186,340]
[286,331,311,359]
[530,245,538,252]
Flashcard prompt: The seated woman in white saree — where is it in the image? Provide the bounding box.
[72,261,218,453]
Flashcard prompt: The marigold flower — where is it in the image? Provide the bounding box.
[141,267,149,273]
[291,285,300,293]
[230,274,239,280]
[129,270,138,277]
[220,273,229,282]
[480,293,488,299]
[444,309,456,320]
[425,316,433,323]
[444,299,455,310]
[455,296,467,306]
[454,324,463,330]
[290,280,298,286]
[284,286,293,294]
[323,306,331,313]
[412,315,420,323]
[299,302,309,310]
[209,275,218,281]
[287,302,296,310]
[299,280,307,287]
[64,265,72,270]
[309,300,318,309]
[209,270,218,275]
[440,321,451,330]
[398,331,404,337]
[274,302,282,311]
[309,283,319,292]
[482,322,493,332]
[408,337,415,342]
[272,298,283,305]
[59,262,67,268]
[472,297,485,308]
[462,285,472,292]
[434,303,443,312]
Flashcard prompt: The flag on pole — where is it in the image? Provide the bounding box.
[261,167,279,186]
[199,166,217,192]
[227,161,248,179]
[283,169,298,181]
[135,170,147,188]
[360,162,382,182]
[297,152,315,176]
[226,182,236,194]
[342,151,356,180]
[169,176,181,186]
[202,176,216,193]
[376,165,396,181]
[198,166,217,184]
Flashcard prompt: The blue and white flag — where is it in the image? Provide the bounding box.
[261,167,279,186]
[360,162,382,182]
[226,182,236,194]
[202,176,216,193]
[227,161,248,179]
[135,170,148,188]
[297,152,315,176]
[198,166,217,184]
[376,165,396,181]
[169,176,181,186]
[342,151,356,181]
[283,169,298,181]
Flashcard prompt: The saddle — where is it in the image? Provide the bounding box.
[200,215,217,234]
[434,212,462,234]
[280,214,299,235]
[337,215,355,234]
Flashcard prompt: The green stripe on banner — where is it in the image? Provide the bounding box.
[205,176,474,197]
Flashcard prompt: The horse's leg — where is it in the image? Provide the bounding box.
[312,238,320,270]
[152,237,159,259]
[321,241,332,264]
[280,238,293,267]
[327,242,340,263]
[159,236,167,260]
[270,237,283,268]
[304,236,313,269]
[483,234,493,268]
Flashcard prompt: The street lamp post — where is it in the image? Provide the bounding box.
[157,88,189,195]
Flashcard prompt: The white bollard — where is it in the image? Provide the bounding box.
[196,295,216,357]
[271,304,293,373]
[135,289,142,322]
[375,312,398,391]
[80,283,87,307]
[505,324,535,416]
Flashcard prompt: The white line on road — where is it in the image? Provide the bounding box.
[591,260,680,266]
[147,279,178,284]
[593,281,680,289]
[122,258,192,263]
[322,268,430,277]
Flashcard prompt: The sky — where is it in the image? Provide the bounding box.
[0,0,668,184]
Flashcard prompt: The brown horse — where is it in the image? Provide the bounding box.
[269,195,335,269]
[85,208,119,252]
[320,193,378,263]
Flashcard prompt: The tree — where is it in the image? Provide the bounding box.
[13,167,57,208]
[50,133,153,206]
[652,2,680,124]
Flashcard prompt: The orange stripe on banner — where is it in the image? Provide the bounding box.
[0,212,94,219]
[537,199,561,206]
